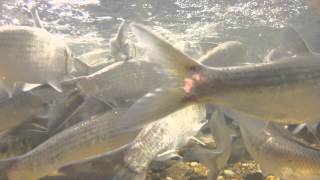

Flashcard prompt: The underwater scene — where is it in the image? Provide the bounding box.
[0,0,320,179]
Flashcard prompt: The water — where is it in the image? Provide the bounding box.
[0,0,306,57]
[0,1,315,180]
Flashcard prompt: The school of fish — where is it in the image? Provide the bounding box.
[0,5,319,180]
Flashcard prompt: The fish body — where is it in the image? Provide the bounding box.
[0,107,140,180]
[0,90,100,160]
[0,26,74,92]
[232,112,320,180]
[59,104,206,180]
[76,59,168,106]
[121,23,320,130]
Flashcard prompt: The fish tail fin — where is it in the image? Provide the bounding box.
[130,23,202,80]
[60,144,146,180]
[116,23,206,128]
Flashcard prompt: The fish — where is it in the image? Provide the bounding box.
[52,96,111,133]
[198,41,248,67]
[0,25,75,94]
[46,90,84,132]
[0,91,48,133]
[0,107,144,180]
[58,104,206,180]
[75,59,168,107]
[229,111,320,180]
[116,23,320,131]
[0,89,84,159]
[110,19,130,61]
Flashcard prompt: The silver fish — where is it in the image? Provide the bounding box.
[0,107,143,180]
[58,104,206,180]
[0,25,75,93]
[116,23,320,131]
[230,112,320,180]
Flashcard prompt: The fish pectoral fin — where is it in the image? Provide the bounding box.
[156,150,182,161]
[130,23,201,79]
[21,83,42,92]
[116,87,189,128]
[48,82,63,93]
[189,136,207,146]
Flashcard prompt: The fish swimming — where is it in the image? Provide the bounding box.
[116,23,320,131]
[58,104,206,180]
[229,112,320,180]
[0,25,75,94]
[0,107,141,180]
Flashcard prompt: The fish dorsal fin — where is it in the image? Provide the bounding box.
[130,23,200,79]
[281,26,311,54]
[28,3,45,29]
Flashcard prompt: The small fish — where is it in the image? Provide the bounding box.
[0,25,75,94]
[229,112,320,180]
[110,19,130,61]
[58,104,206,180]
[116,23,320,131]
[0,107,143,180]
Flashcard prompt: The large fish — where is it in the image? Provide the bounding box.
[0,107,141,180]
[116,23,320,131]
[58,104,206,180]
[0,25,75,94]
[230,112,320,180]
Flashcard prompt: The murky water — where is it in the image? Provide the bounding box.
[0,0,306,58]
